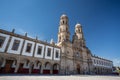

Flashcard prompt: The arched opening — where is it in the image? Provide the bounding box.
[18,59,29,74]
[0,57,4,73]
[32,60,41,74]
[53,63,59,74]
[0,57,3,67]
[63,21,64,24]
[1,57,16,73]
[94,67,97,74]
[76,64,80,74]
[43,62,51,74]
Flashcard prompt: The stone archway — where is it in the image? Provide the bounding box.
[53,63,59,74]
[43,62,51,74]
[18,59,30,74]
[32,60,41,74]
[2,57,17,73]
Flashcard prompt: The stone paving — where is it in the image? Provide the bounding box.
[0,75,120,80]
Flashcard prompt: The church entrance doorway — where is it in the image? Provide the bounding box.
[77,64,80,74]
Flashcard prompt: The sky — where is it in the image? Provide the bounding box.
[0,0,120,66]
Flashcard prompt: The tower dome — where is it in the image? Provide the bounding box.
[60,14,68,19]
[58,14,70,43]
[75,23,82,28]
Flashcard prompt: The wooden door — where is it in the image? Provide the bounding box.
[4,60,13,73]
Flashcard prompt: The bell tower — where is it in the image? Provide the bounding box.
[57,14,74,74]
[72,23,86,47]
[58,14,70,43]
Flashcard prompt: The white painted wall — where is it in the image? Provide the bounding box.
[0,33,10,52]
[7,36,24,54]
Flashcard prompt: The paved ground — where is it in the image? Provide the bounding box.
[0,75,120,80]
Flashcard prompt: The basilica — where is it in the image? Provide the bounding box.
[0,14,113,74]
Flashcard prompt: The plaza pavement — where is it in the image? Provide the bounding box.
[0,74,120,80]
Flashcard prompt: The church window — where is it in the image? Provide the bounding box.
[63,21,64,24]
[12,39,20,51]
[26,43,32,53]
[37,46,42,55]
[78,29,80,32]
[47,48,51,57]
[0,36,5,48]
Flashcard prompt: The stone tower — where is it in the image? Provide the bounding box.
[58,14,70,43]
[57,15,93,75]
[72,23,86,47]
[72,23,93,74]
[57,14,74,74]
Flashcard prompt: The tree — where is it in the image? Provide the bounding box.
[116,67,120,76]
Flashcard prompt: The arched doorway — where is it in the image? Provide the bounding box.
[0,57,4,73]
[43,62,51,74]
[76,64,80,74]
[94,67,97,74]
[2,57,16,73]
[53,63,59,74]
[18,59,29,74]
[32,60,41,74]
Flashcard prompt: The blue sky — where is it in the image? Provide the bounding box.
[0,0,120,66]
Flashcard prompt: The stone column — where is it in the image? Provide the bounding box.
[14,60,20,73]
[1,58,6,67]
[50,65,53,74]
[29,62,33,74]
[40,63,44,74]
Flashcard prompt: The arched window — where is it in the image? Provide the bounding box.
[63,21,64,24]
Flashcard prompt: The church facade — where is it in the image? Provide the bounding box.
[0,14,113,74]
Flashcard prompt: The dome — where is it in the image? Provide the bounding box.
[75,23,82,28]
[60,14,68,19]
